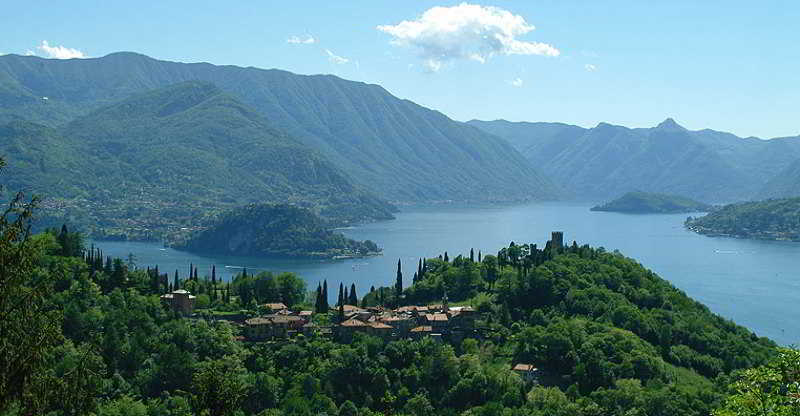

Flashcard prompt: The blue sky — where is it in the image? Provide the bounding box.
[2,1,798,138]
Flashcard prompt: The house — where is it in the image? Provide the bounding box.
[302,322,318,337]
[423,313,449,333]
[410,325,433,340]
[512,364,539,383]
[160,289,196,315]
[299,310,313,319]
[244,317,274,341]
[368,321,394,340]
[263,303,288,313]
[337,318,369,343]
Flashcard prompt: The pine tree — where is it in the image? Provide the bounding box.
[349,283,357,306]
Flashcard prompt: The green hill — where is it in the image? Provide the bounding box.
[591,191,712,213]
[686,197,800,241]
[0,52,559,203]
[469,118,800,203]
[0,81,395,239]
[174,203,380,258]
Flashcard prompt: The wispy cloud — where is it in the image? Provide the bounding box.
[325,49,349,64]
[377,3,559,72]
[509,77,524,87]
[584,64,597,72]
[287,35,316,44]
[36,40,86,59]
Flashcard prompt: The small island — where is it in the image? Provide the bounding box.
[686,197,800,241]
[591,191,712,214]
[173,203,381,258]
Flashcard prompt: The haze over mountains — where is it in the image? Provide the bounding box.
[469,118,800,203]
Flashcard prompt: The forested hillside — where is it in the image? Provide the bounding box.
[0,81,395,240]
[757,158,800,199]
[175,203,381,258]
[0,52,559,203]
[469,118,800,203]
[686,197,800,241]
[591,191,712,214]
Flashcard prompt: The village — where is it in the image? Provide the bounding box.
[160,288,540,383]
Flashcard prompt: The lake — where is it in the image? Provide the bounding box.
[97,202,800,346]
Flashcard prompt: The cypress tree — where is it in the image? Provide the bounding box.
[344,286,349,305]
[173,270,179,290]
[370,286,375,292]
[470,248,475,262]
[211,265,217,301]
[444,252,449,263]
[395,259,403,299]
[315,282,323,313]
[322,280,329,311]
[349,283,357,306]
[478,250,482,262]
[413,272,418,284]
[338,301,345,322]
[418,259,423,280]
[105,256,113,274]
[338,283,344,306]
[242,267,248,278]
[193,267,198,281]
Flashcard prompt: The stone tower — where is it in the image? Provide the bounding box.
[551,231,564,251]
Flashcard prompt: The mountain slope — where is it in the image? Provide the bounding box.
[469,118,800,203]
[0,52,559,203]
[591,191,712,213]
[757,158,800,199]
[0,81,396,239]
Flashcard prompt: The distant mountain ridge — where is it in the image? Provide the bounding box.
[0,52,559,204]
[757,159,800,199]
[469,118,800,203]
[591,191,712,214]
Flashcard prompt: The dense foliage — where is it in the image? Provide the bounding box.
[714,348,800,416]
[686,197,800,241]
[0,158,781,415]
[591,191,712,214]
[469,118,800,203]
[0,52,559,204]
[0,81,396,240]
[175,203,380,258]
[758,158,800,200]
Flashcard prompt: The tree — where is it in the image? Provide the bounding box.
[338,282,344,307]
[349,283,358,307]
[211,265,217,301]
[191,357,248,416]
[173,269,179,291]
[322,280,329,311]
[395,259,403,300]
[0,157,62,412]
[344,286,349,306]
[444,252,449,262]
[470,248,475,262]
[714,348,800,416]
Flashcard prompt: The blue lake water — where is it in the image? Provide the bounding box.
[97,202,800,346]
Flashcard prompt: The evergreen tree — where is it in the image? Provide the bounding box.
[478,250,482,262]
[193,267,198,281]
[338,301,344,322]
[417,259,423,281]
[349,283,357,306]
[322,280,329,311]
[344,286,349,305]
[173,269,179,291]
[338,283,344,306]
[370,285,375,292]
[444,252,449,263]
[242,267,248,278]
[105,256,113,274]
[470,248,475,262]
[189,263,193,281]
[211,265,217,301]
[315,282,323,313]
[395,259,403,301]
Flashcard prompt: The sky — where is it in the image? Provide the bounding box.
[1,1,798,139]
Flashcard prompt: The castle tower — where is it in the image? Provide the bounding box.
[551,231,564,252]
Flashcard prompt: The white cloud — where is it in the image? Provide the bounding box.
[509,77,524,87]
[377,3,559,71]
[24,50,36,56]
[325,49,349,64]
[36,40,86,59]
[287,35,316,44]
[584,64,597,72]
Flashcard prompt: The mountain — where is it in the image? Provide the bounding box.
[469,118,800,203]
[757,158,800,199]
[174,203,381,258]
[0,81,395,239]
[0,52,559,203]
[686,197,800,241]
[591,191,712,214]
